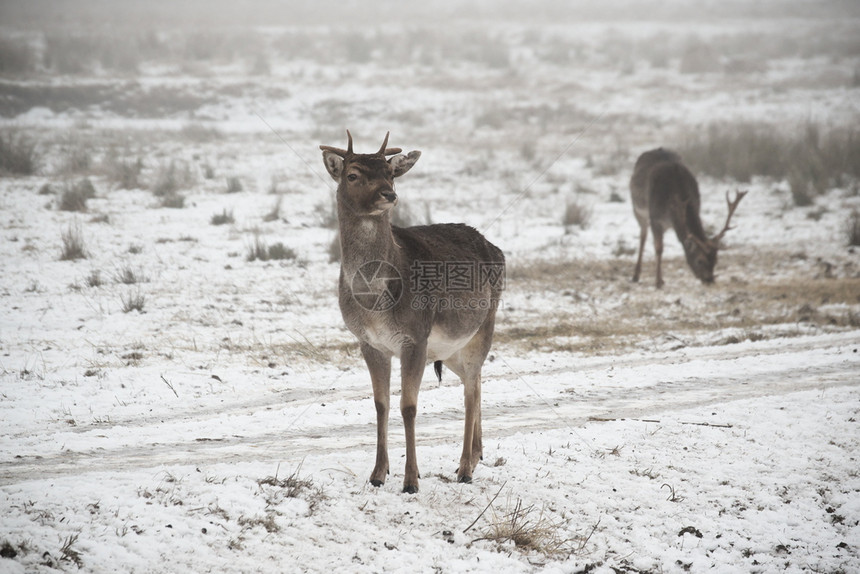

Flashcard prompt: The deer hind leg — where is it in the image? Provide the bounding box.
[361,343,391,488]
[400,341,427,494]
[633,222,648,283]
[448,312,496,483]
[652,225,665,289]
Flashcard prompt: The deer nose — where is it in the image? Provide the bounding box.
[380,190,397,203]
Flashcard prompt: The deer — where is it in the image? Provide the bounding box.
[320,131,505,493]
[629,148,747,288]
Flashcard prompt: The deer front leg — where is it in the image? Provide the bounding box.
[399,341,427,494]
[361,343,391,488]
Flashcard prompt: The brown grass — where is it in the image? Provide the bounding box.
[497,255,860,356]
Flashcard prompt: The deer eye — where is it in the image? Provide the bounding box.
[347,173,359,182]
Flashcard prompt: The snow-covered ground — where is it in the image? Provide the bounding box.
[2,1,859,572]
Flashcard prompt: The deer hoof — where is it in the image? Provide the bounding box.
[457,474,472,484]
[370,479,385,488]
[402,484,419,494]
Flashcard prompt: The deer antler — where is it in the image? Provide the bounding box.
[378,131,402,156]
[713,189,748,243]
[319,129,355,157]
[320,131,402,157]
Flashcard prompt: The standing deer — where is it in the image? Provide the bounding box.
[320,131,505,493]
[630,148,747,288]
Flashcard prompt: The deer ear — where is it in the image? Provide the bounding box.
[389,150,421,178]
[322,151,344,182]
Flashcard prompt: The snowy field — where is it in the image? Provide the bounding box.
[1,1,859,572]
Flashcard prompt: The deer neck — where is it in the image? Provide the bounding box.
[337,203,400,276]
[673,202,710,255]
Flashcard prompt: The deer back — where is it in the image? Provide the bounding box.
[629,147,682,217]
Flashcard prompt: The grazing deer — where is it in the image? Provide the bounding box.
[320,131,505,493]
[629,148,747,288]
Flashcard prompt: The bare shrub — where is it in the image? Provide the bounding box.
[151,160,194,197]
[105,155,144,190]
[159,193,186,209]
[59,179,96,212]
[226,176,243,193]
[121,290,146,313]
[210,209,235,225]
[86,269,103,287]
[263,196,282,222]
[788,169,815,207]
[328,234,341,263]
[678,122,860,199]
[0,130,38,175]
[267,242,296,260]
[115,265,146,285]
[59,140,93,175]
[845,210,860,246]
[60,222,87,260]
[246,233,296,262]
[562,198,592,230]
[151,161,192,208]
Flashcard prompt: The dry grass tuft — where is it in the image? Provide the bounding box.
[257,464,327,514]
[845,210,860,247]
[246,233,296,262]
[210,208,235,226]
[0,130,38,175]
[476,497,591,558]
[58,179,96,212]
[60,222,87,260]
[562,198,592,230]
[121,290,146,313]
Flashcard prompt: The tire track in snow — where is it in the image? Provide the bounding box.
[1,333,857,485]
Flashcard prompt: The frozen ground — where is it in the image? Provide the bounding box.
[1,1,860,572]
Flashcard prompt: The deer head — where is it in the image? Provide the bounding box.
[683,189,748,284]
[320,131,421,217]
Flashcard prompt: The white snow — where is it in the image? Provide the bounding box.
[1,1,859,572]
